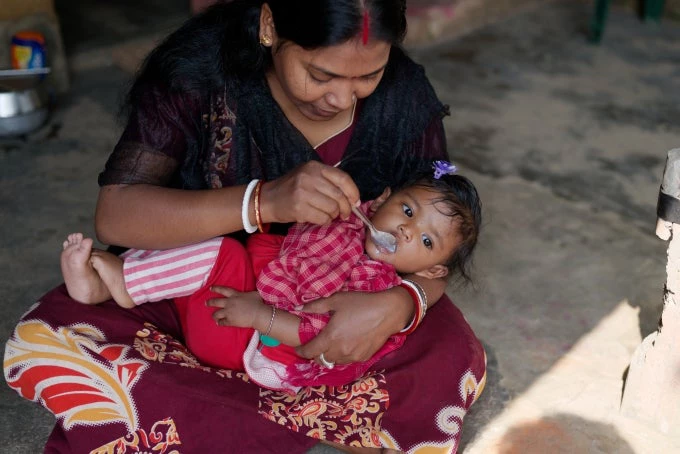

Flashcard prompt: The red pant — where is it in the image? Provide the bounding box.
[174,234,283,370]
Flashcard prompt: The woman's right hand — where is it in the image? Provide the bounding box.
[260,161,360,225]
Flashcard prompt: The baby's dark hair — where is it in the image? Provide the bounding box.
[398,169,482,285]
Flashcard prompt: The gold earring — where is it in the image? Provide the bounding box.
[259,35,272,46]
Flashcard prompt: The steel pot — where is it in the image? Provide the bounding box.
[0,68,50,137]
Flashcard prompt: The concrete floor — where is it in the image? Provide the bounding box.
[2,1,680,452]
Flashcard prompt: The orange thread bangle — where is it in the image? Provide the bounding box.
[254,180,264,233]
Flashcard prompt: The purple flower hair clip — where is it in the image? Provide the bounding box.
[433,160,458,179]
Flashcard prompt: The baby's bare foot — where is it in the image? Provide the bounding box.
[61,233,111,304]
[91,251,135,309]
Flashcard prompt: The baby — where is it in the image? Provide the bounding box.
[61,163,481,392]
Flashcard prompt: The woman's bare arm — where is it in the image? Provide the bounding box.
[95,162,359,250]
[404,273,446,310]
[295,276,446,364]
[96,184,248,249]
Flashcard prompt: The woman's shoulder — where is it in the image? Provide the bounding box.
[134,2,262,93]
[377,47,443,111]
[386,47,423,72]
[384,48,431,88]
[360,47,444,129]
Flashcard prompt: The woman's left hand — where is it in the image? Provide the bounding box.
[206,286,267,328]
[295,288,411,365]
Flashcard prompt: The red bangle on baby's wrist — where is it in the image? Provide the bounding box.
[398,279,428,335]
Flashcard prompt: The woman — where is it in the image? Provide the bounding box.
[4,1,486,452]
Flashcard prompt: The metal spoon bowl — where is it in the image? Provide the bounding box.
[351,205,397,254]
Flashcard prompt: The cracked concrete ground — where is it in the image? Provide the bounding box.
[2,1,679,452]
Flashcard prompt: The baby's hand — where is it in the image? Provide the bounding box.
[206,287,268,329]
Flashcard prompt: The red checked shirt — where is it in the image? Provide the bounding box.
[255,202,405,388]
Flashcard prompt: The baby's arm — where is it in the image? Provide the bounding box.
[208,286,302,347]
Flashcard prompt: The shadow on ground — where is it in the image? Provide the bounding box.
[494,413,635,453]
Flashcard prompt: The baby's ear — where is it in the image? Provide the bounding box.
[369,187,392,213]
[415,264,449,280]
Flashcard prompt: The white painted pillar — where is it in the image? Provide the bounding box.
[620,149,680,433]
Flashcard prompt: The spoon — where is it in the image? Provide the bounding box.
[331,161,397,254]
[351,205,397,254]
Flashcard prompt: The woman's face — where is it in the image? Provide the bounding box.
[365,186,460,278]
[269,38,391,121]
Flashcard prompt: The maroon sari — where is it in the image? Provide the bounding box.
[5,286,485,452]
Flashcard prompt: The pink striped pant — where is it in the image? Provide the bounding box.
[121,237,223,306]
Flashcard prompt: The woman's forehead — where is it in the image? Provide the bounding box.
[294,39,391,77]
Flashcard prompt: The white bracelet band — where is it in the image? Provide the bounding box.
[241,179,259,233]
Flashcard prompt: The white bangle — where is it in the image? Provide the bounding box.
[241,179,259,233]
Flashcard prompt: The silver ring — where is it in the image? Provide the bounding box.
[318,352,335,369]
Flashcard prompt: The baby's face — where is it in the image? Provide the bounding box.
[365,186,461,275]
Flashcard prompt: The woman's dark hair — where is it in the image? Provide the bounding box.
[269,0,407,49]
[127,0,407,101]
[399,169,482,286]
